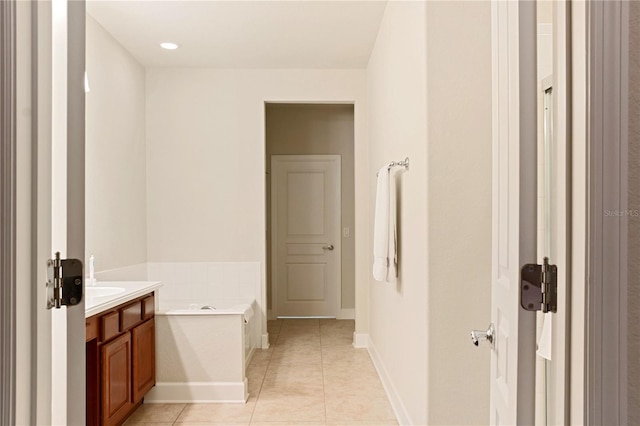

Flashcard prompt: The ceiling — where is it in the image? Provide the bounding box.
[87,0,388,68]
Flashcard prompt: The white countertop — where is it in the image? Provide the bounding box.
[85,281,163,318]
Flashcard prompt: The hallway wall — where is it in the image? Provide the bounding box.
[366,2,429,424]
[366,1,492,424]
[85,15,148,271]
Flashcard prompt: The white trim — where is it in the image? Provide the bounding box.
[337,308,355,320]
[261,333,270,349]
[352,332,368,349]
[367,338,409,425]
[144,379,248,404]
[570,1,588,422]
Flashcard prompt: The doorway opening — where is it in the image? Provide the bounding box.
[265,103,355,319]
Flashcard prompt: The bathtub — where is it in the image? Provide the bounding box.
[144,300,258,403]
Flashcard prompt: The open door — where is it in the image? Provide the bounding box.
[30,0,86,424]
[480,1,572,424]
[483,1,537,423]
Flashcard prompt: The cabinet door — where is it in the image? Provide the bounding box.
[132,318,156,402]
[101,333,133,426]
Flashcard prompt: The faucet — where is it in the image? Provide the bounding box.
[88,254,96,286]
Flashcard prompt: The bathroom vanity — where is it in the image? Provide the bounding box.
[85,281,163,426]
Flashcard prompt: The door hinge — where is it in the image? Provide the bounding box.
[46,252,84,309]
[520,257,557,313]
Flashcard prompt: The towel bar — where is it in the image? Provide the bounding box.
[376,157,410,176]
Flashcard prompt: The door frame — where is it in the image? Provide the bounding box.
[15,0,87,424]
[584,0,630,423]
[1,0,18,423]
[270,154,342,318]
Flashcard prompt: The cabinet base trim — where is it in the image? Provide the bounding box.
[143,379,248,403]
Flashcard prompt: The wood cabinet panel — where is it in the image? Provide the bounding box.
[101,311,120,342]
[101,332,133,426]
[86,316,98,342]
[132,318,156,403]
[142,295,154,320]
[120,301,142,331]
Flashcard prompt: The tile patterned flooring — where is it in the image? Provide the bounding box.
[125,319,398,426]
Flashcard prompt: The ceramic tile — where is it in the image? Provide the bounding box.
[125,403,186,423]
[319,334,353,347]
[250,422,326,426]
[174,421,250,426]
[327,421,398,426]
[323,378,387,400]
[280,319,320,328]
[123,421,173,426]
[124,422,173,426]
[250,349,274,363]
[176,403,256,423]
[319,319,355,329]
[261,365,324,392]
[176,423,249,426]
[269,348,322,365]
[251,395,326,423]
[325,394,396,422]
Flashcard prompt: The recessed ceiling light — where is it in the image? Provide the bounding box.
[160,42,179,50]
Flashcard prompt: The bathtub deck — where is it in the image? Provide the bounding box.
[124,319,397,425]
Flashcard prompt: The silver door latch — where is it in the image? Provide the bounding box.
[46,252,84,309]
[470,323,494,347]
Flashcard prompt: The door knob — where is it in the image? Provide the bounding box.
[470,323,494,347]
[323,244,334,251]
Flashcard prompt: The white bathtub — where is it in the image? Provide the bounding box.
[144,300,258,403]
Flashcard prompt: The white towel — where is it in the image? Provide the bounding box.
[373,165,390,281]
[387,168,398,283]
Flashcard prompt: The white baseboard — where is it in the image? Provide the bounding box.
[352,332,369,348]
[337,308,355,320]
[367,338,411,425]
[261,333,270,349]
[144,379,248,403]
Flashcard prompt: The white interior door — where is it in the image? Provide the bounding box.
[271,155,341,317]
[489,1,537,424]
[31,1,86,424]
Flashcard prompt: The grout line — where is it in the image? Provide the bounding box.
[248,320,282,425]
[171,403,188,425]
[319,320,328,425]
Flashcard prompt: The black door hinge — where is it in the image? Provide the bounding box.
[520,257,557,313]
[46,252,84,309]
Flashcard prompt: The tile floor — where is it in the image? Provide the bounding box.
[125,319,398,426]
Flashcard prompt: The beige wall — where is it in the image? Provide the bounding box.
[144,69,369,335]
[85,15,147,272]
[366,2,429,423]
[426,2,492,424]
[628,2,640,423]
[265,104,355,310]
[366,1,492,424]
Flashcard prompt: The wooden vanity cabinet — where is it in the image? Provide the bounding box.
[102,333,133,426]
[86,293,156,426]
[132,318,155,403]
